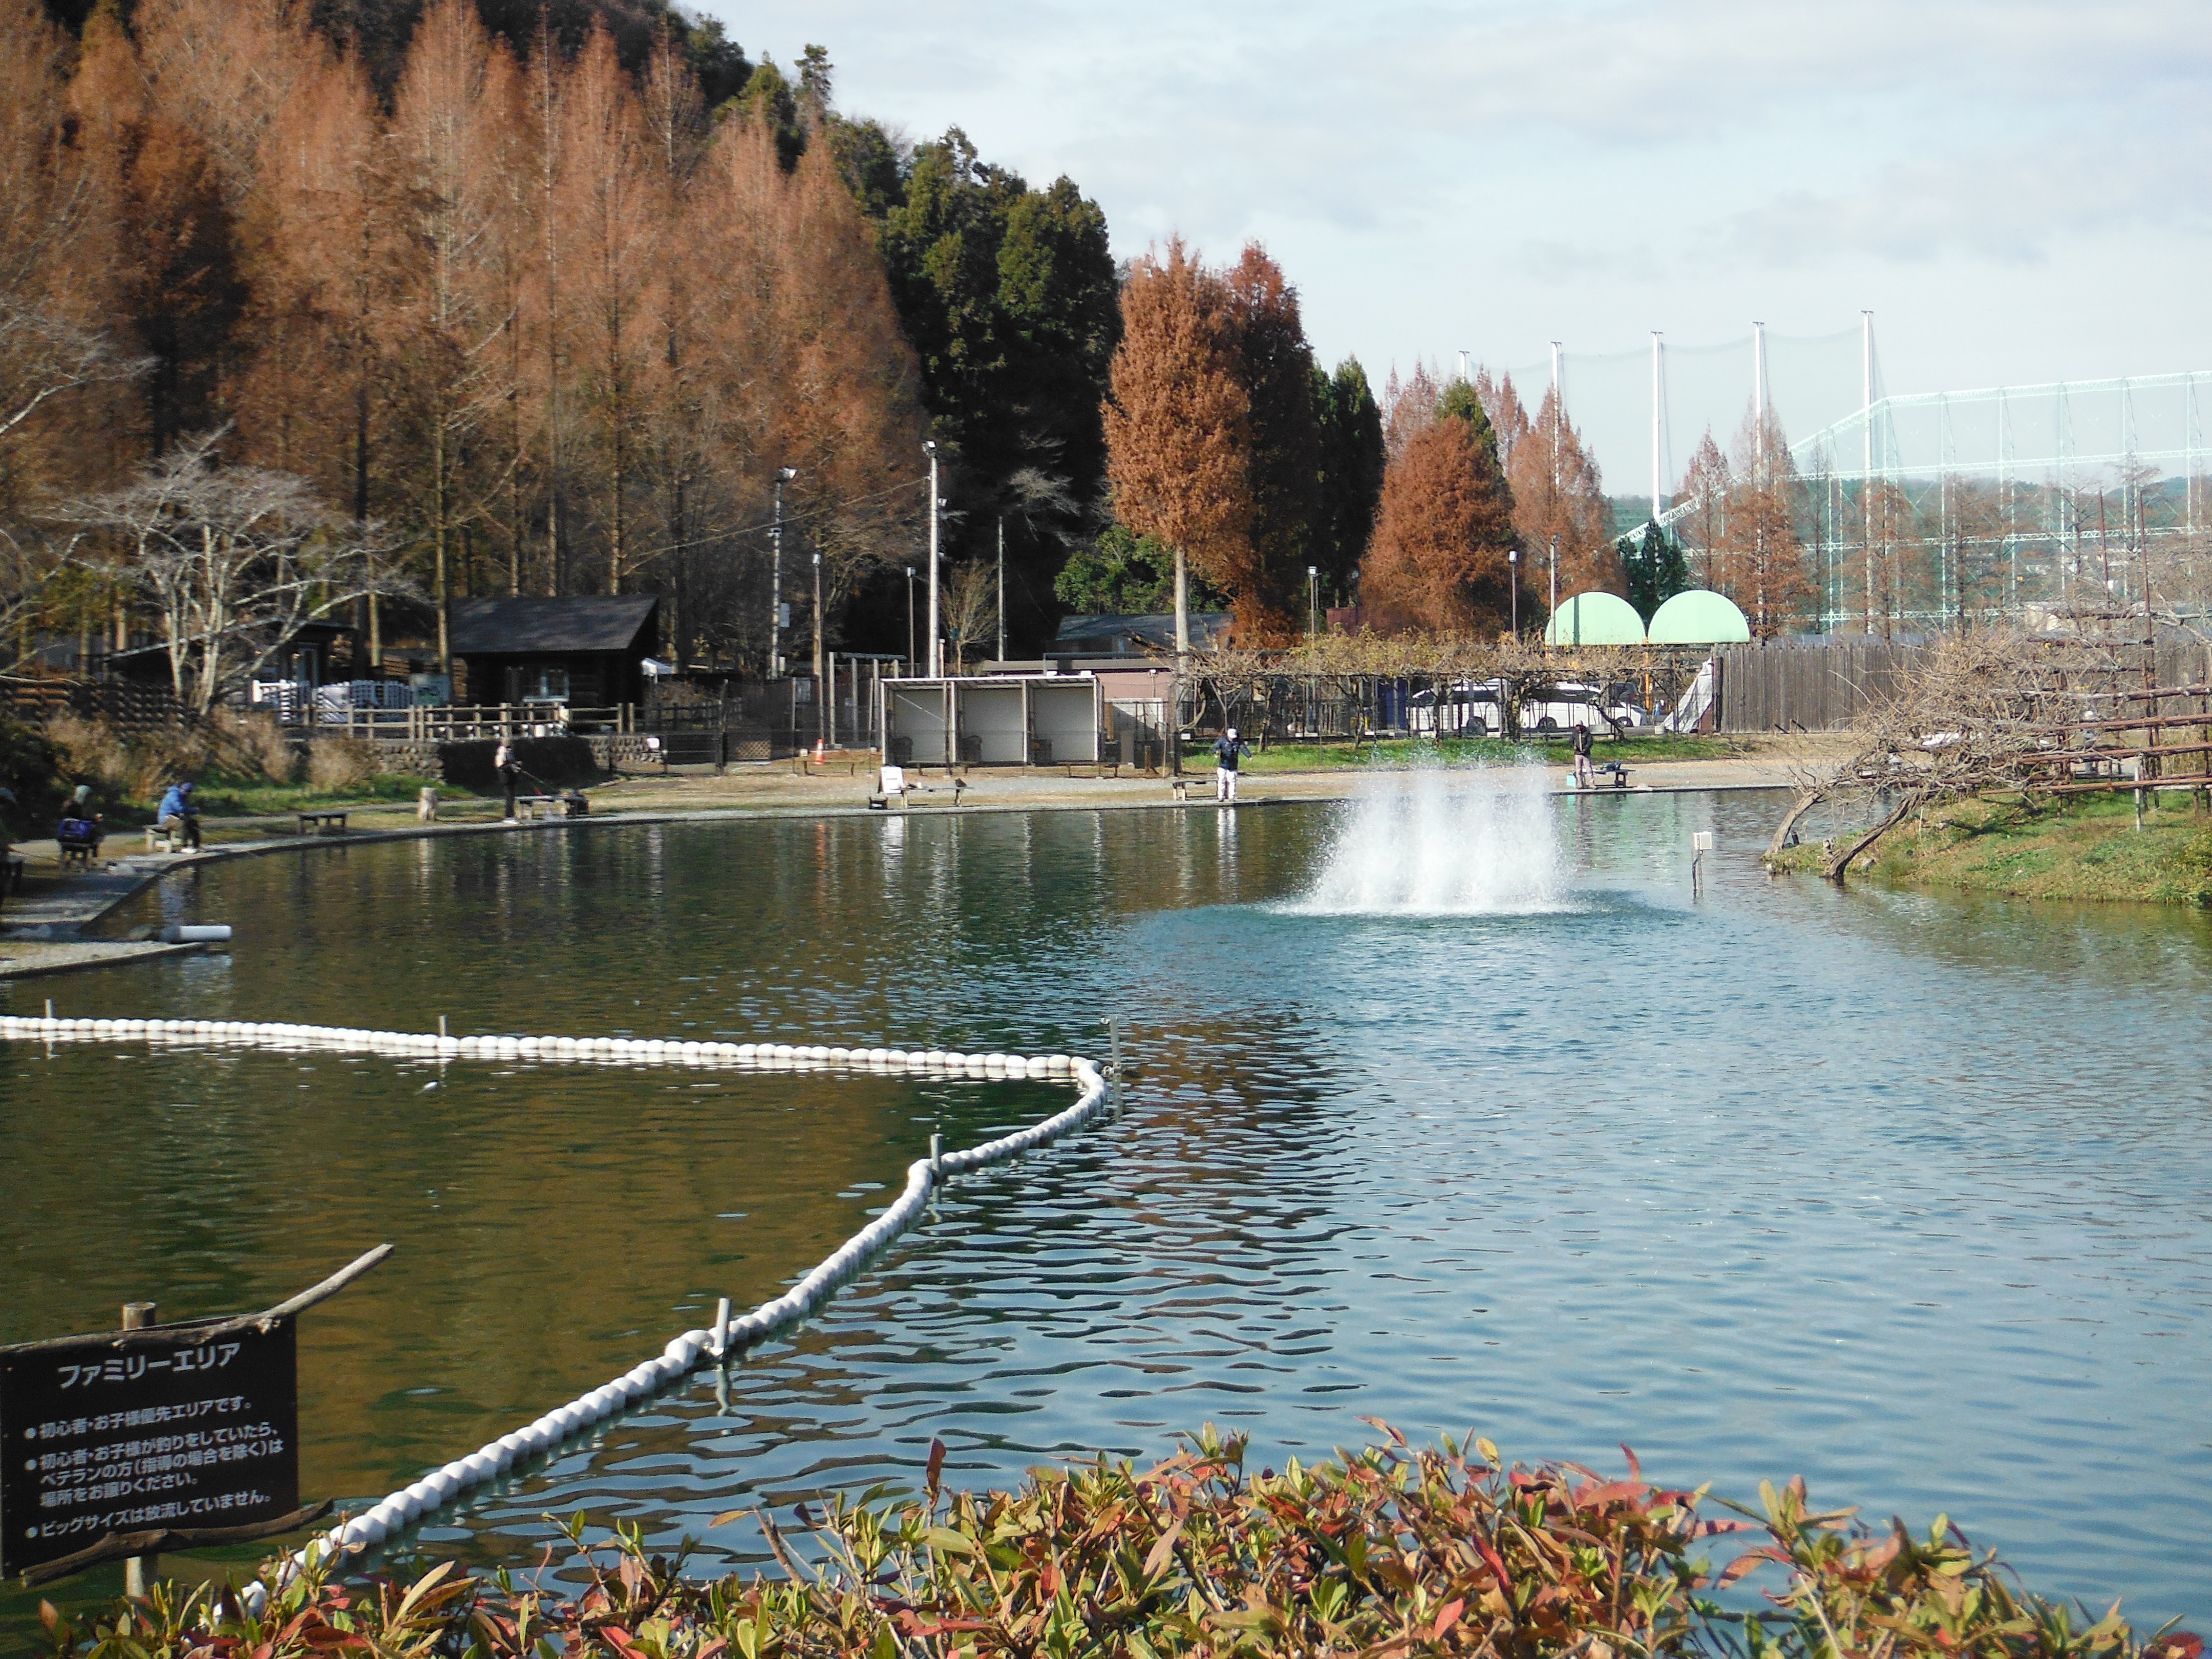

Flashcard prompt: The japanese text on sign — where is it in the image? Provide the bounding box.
[2,1319,297,1577]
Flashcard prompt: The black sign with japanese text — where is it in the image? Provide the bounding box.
[1,1319,298,1577]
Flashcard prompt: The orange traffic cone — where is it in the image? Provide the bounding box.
[813,738,828,763]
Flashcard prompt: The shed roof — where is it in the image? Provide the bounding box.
[448,597,658,655]
[1543,591,1646,647]
[1648,589,1752,644]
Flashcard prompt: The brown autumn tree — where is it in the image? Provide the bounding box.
[390,0,533,657]
[556,26,656,598]
[66,8,243,457]
[0,0,958,686]
[1381,360,1445,465]
[1472,366,1529,472]
[1673,430,1730,590]
[1503,384,1617,601]
[637,16,711,661]
[1359,385,1517,634]
[1218,242,1321,642]
[1715,405,1810,636]
[1103,238,1251,654]
[680,110,925,666]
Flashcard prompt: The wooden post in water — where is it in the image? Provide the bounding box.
[120,1301,156,1598]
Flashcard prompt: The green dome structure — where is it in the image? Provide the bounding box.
[1647,589,1752,644]
[1543,590,1646,647]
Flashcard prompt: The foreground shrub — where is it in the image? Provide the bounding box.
[31,1428,2203,1659]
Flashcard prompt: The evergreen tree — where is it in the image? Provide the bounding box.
[1621,519,1689,622]
[1054,524,1225,615]
[1313,356,1382,604]
[832,121,1115,651]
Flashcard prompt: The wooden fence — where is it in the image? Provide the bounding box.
[1711,639,1929,732]
[0,678,184,732]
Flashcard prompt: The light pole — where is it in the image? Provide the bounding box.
[811,550,824,746]
[905,565,916,670]
[923,440,941,677]
[1307,565,1319,638]
[996,515,1005,664]
[1549,534,1559,628]
[1508,546,1519,639]
[771,466,796,677]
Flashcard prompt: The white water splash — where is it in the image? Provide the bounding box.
[1287,764,1572,916]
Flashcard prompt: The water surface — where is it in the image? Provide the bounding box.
[3,778,2208,1635]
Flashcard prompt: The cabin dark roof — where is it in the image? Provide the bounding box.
[448,597,658,656]
[1053,611,1230,653]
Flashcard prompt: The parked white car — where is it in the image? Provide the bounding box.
[1408,679,1644,737]
[1523,682,1647,735]
[1406,680,1502,735]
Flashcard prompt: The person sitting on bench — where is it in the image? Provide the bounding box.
[156,779,202,850]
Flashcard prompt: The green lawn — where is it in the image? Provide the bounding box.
[190,773,471,819]
[1773,789,2212,904]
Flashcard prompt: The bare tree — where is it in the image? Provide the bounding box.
[1768,625,2161,881]
[56,430,411,711]
[941,559,998,674]
[0,295,151,444]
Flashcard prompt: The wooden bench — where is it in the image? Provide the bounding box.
[514,794,563,820]
[1597,761,1632,790]
[295,810,349,836]
[145,823,187,853]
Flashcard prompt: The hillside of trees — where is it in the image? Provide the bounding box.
[0,0,1541,704]
[4,0,963,695]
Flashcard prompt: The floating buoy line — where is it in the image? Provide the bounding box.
[0,1011,1111,1596]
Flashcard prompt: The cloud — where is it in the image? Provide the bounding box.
[697,0,2212,468]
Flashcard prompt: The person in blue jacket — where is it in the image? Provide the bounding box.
[156,780,202,850]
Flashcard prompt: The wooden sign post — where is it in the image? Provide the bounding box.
[3,1245,389,1589]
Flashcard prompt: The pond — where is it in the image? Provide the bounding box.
[3,773,2208,1637]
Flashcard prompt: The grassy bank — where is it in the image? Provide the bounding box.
[186,773,471,819]
[29,1427,2197,1659]
[1772,790,2212,904]
[1240,732,1746,772]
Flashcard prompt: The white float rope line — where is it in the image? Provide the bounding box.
[0,1014,1081,1083]
[0,1014,1109,1601]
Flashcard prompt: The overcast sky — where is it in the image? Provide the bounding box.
[696,0,2211,490]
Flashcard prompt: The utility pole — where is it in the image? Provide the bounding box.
[924,440,941,676]
[771,467,796,677]
[1754,320,1768,633]
[1862,310,1875,636]
[996,515,1005,664]
[811,550,824,745]
[1549,341,1563,515]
